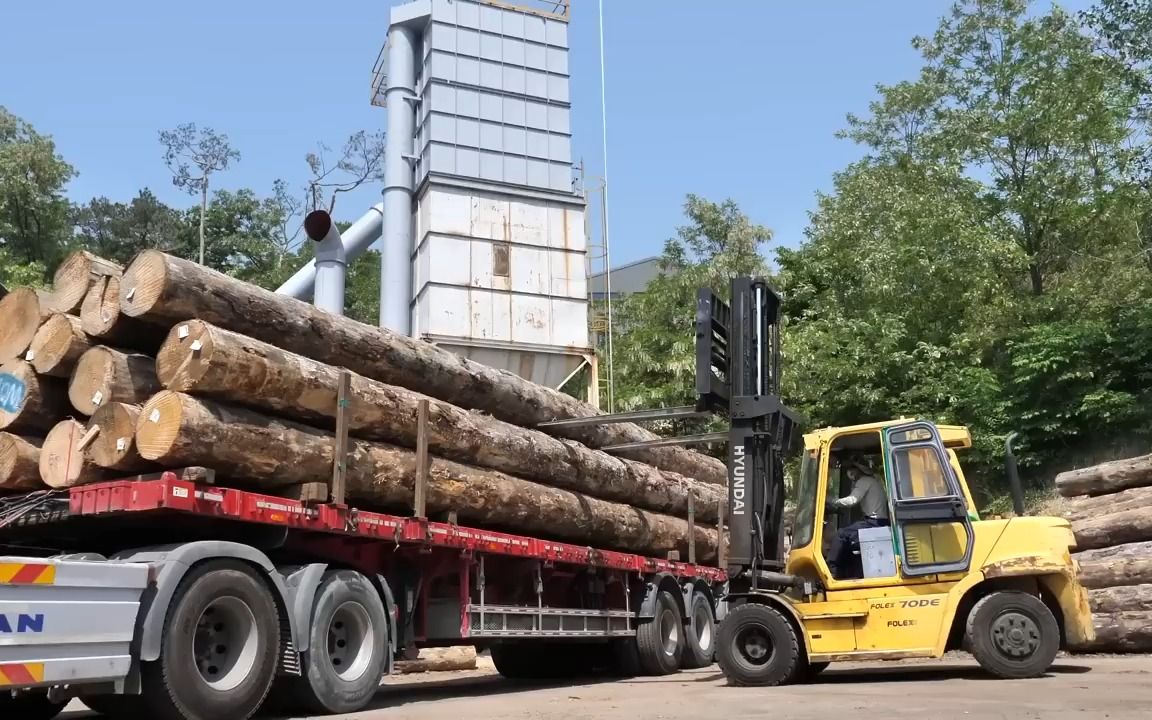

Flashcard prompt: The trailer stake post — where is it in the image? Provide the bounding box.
[414,398,430,518]
[331,369,352,505]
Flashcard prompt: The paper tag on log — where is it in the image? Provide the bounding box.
[178,324,190,339]
[190,340,203,352]
[125,287,136,301]
[91,391,103,406]
[149,409,160,423]
[116,437,127,451]
[24,350,34,361]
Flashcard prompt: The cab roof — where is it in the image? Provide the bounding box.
[802,418,972,450]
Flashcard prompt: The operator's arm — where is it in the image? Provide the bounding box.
[829,475,872,509]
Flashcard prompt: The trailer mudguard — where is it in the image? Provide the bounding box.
[111,541,299,663]
[281,564,329,654]
[639,572,688,620]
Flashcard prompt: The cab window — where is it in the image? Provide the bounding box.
[791,448,819,550]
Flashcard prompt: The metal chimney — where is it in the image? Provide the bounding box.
[304,210,346,316]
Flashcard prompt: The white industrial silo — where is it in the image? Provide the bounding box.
[370,0,592,396]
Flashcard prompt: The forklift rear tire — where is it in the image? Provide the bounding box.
[716,602,801,687]
[797,660,830,683]
[636,590,684,675]
[681,591,716,669]
[966,591,1060,679]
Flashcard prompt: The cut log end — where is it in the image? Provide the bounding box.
[49,250,122,315]
[80,276,112,336]
[119,250,168,319]
[0,360,69,433]
[135,391,185,461]
[155,320,213,391]
[87,402,148,470]
[0,433,43,490]
[40,419,105,489]
[0,288,48,362]
[68,346,160,416]
[29,314,91,378]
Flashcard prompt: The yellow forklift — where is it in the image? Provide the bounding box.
[691,278,1094,685]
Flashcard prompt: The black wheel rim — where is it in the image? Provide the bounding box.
[990,610,1042,660]
[734,626,774,667]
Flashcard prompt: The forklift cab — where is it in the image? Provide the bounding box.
[790,419,979,587]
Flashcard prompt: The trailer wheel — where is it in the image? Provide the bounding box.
[636,590,683,675]
[966,591,1060,679]
[291,570,389,715]
[490,643,544,679]
[609,638,643,677]
[141,560,280,720]
[0,692,65,720]
[681,591,716,669]
[716,602,800,687]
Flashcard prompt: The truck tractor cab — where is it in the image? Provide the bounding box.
[684,277,1095,686]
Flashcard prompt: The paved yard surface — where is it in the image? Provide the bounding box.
[61,655,1152,719]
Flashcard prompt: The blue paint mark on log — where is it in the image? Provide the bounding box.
[0,374,26,413]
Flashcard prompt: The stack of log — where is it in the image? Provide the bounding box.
[1056,455,1152,652]
[0,250,729,562]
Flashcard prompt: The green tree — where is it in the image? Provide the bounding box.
[0,107,75,269]
[72,189,182,264]
[606,195,772,437]
[159,123,240,266]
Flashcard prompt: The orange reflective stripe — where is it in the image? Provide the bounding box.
[0,563,55,585]
[0,663,45,686]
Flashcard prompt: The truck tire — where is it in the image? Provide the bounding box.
[0,692,65,720]
[141,560,281,720]
[966,591,1060,679]
[609,638,643,677]
[290,570,389,715]
[81,694,141,717]
[635,590,683,675]
[681,591,716,669]
[716,602,800,687]
[490,643,544,679]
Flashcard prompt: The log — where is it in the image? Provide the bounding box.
[1056,454,1152,498]
[1090,584,1152,613]
[80,275,167,353]
[1063,486,1152,523]
[1070,611,1152,653]
[119,251,726,485]
[0,360,70,433]
[1076,541,1152,563]
[0,288,52,363]
[46,250,122,314]
[39,419,107,488]
[135,391,719,559]
[27,314,92,378]
[0,433,43,490]
[68,346,160,416]
[84,402,156,472]
[1078,557,1152,589]
[155,321,723,522]
[1072,508,1152,551]
[396,647,477,674]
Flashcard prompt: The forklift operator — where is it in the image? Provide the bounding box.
[825,456,889,578]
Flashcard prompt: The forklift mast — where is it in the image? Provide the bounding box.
[539,277,798,590]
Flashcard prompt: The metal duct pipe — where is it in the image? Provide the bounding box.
[275,203,383,299]
[305,210,346,316]
[380,23,418,335]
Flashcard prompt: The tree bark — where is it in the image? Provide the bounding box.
[84,402,156,472]
[1070,612,1152,653]
[118,251,727,485]
[68,346,160,416]
[0,433,43,490]
[134,391,719,559]
[81,276,167,354]
[156,321,723,522]
[1077,557,1152,590]
[27,314,92,378]
[0,288,52,363]
[1076,541,1152,563]
[396,647,477,674]
[47,250,122,314]
[1090,584,1152,613]
[1072,508,1152,551]
[1056,454,1152,498]
[39,418,107,488]
[1063,486,1152,523]
[0,360,70,433]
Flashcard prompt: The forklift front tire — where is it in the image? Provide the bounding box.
[716,602,801,687]
[966,591,1060,679]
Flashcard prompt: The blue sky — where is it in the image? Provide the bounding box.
[1,0,1090,268]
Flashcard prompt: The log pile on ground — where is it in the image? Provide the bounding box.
[0,250,726,561]
[395,646,478,674]
[1058,457,1152,652]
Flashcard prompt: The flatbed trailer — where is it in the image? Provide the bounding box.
[0,470,726,720]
